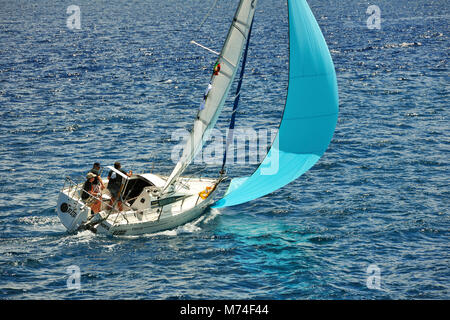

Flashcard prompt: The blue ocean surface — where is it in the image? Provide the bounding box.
[0,0,448,299]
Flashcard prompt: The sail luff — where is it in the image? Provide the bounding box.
[163,0,257,192]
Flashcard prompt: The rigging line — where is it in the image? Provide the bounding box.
[220,20,254,174]
[196,0,221,32]
[190,0,221,55]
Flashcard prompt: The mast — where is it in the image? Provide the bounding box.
[162,0,258,193]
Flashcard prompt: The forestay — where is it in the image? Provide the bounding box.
[212,0,339,208]
[163,0,258,193]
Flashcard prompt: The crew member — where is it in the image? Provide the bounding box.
[107,162,132,211]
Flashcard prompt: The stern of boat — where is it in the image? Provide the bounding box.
[56,178,90,232]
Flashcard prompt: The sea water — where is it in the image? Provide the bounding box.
[0,0,448,299]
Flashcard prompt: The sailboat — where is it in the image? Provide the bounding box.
[56,0,338,236]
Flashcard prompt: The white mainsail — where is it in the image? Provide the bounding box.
[163,0,257,192]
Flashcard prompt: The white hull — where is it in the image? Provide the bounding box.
[57,173,221,236]
[95,192,215,236]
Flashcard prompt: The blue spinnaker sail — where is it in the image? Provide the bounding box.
[212,0,339,208]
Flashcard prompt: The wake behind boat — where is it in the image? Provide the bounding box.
[56,0,338,236]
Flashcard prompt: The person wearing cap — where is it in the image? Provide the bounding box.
[89,162,105,189]
[81,172,102,213]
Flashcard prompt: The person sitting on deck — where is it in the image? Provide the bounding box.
[81,172,102,214]
[107,162,132,212]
